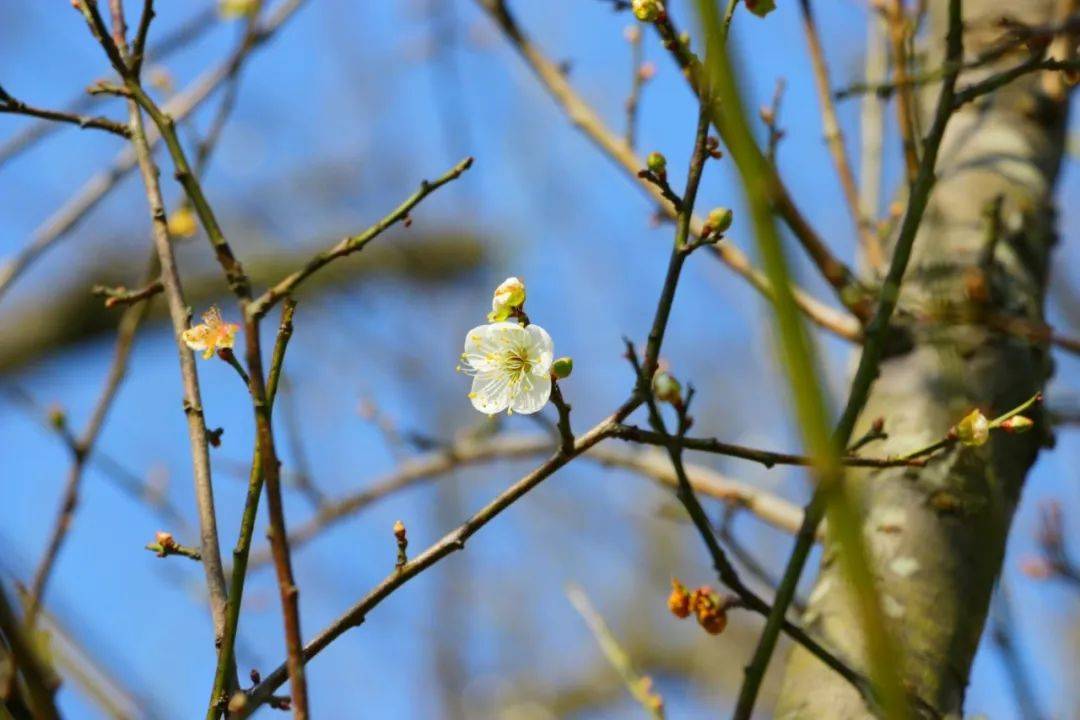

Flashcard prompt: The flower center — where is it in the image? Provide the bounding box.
[501,345,533,383]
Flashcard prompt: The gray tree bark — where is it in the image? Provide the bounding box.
[776,1,1069,717]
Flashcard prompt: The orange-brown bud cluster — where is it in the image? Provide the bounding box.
[667,577,729,635]
[667,578,691,618]
[690,586,728,635]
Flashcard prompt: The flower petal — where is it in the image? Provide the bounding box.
[461,324,503,373]
[525,324,554,375]
[490,321,529,338]
[470,370,512,415]
[216,323,238,350]
[202,306,224,327]
[510,373,551,414]
[182,326,211,351]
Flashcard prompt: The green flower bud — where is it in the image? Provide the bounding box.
[652,372,682,404]
[1000,415,1034,434]
[632,0,664,23]
[48,407,66,430]
[705,207,733,234]
[487,276,526,323]
[646,151,667,175]
[954,409,990,447]
[552,356,574,379]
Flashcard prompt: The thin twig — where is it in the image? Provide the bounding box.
[92,278,163,308]
[848,416,887,454]
[125,84,252,298]
[797,0,881,265]
[131,0,156,75]
[887,0,921,182]
[953,56,1080,107]
[637,100,711,381]
[610,424,924,468]
[716,507,806,613]
[549,380,576,456]
[859,9,888,270]
[119,1,275,301]
[121,50,233,684]
[761,78,786,164]
[247,156,475,319]
[239,310,309,718]
[73,0,130,74]
[565,584,664,719]
[0,86,130,138]
[624,25,647,149]
[108,0,130,55]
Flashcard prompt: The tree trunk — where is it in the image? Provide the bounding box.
[775,1,1069,716]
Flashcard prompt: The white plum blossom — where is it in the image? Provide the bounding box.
[459,322,554,415]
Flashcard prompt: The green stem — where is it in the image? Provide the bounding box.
[125,82,251,299]
[206,300,296,720]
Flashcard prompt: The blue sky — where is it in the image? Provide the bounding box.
[1,0,1079,717]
